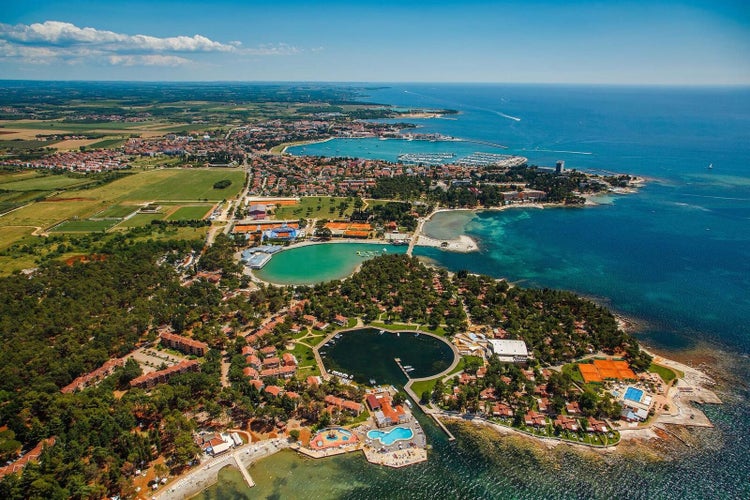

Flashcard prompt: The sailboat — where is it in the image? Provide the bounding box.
[708,163,713,170]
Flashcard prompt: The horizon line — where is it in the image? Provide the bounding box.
[1,79,748,88]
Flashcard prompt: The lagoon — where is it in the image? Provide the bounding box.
[253,243,407,285]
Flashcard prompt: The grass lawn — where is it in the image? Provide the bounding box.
[114,169,245,201]
[50,219,118,233]
[0,174,92,191]
[94,204,139,218]
[114,213,165,228]
[273,196,355,220]
[0,226,35,250]
[166,205,212,221]
[288,342,317,369]
[649,363,679,384]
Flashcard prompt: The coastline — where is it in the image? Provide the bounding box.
[156,438,289,500]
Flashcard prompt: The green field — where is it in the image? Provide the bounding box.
[0,139,60,150]
[88,137,126,149]
[166,205,212,221]
[94,204,139,218]
[273,196,355,220]
[0,168,243,244]
[118,169,245,201]
[6,120,150,132]
[50,219,118,233]
[0,226,35,249]
[0,175,92,191]
[114,213,165,228]
[649,363,680,384]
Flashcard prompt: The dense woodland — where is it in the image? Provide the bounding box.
[0,242,650,497]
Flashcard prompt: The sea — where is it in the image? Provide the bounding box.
[198,84,750,499]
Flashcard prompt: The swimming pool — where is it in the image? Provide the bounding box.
[624,387,644,403]
[367,426,414,446]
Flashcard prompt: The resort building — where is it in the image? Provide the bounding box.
[367,392,410,427]
[60,358,125,393]
[487,339,529,363]
[130,360,200,389]
[324,395,363,415]
[160,331,208,356]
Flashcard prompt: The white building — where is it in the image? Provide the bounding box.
[487,339,529,363]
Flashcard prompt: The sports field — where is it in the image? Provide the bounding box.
[166,205,212,221]
[50,219,119,233]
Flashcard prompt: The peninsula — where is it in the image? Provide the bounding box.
[0,82,716,500]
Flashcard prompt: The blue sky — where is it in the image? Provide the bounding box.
[1,0,748,84]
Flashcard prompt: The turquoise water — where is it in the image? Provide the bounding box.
[367,427,414,446]
[253,243,406,285]
[623,387,643,403]
[201,85,750,499]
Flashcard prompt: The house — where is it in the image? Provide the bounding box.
[480,388,497,401]
[263,357,281,369]
[264,385,283,397]
[248,379,264,390]
[247,355,262,370]
[566,401,581,415]
[260,346,277,358]
[553,415,579,432]
[242,367,259,379]
[524,410,546,428]
[282,352,298,367]
[333,314,348,327]
[586,416,609,433]
[324,395,363,415]
[306,375,322,387]
[492,403,513,418]
[61,358,125,393]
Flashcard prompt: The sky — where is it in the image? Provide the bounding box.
[1,0,749,84]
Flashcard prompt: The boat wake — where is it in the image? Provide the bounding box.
[496,111,521,122]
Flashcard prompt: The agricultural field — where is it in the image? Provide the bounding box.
[273,196,356,220]
[166,205,213,221]
[0,226,35,249]
[88,137,127,149]
[0,174,93,191]
[0,168,245,246]
[50,219,119,233]
[0,139,60,150]
[94,204,139,218]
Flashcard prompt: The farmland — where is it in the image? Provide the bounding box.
[0,168,245,246]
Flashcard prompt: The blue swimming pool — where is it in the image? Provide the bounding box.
[367,426,414,445]
[624,387,644,403]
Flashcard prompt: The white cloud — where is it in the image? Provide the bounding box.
[108,54,191,67]
[0,21,237,52]
[0,20,302,66]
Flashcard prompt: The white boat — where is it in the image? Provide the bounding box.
[379,330,385,335]
[369,379,377,385]
[708,163,713,169]
[396,332,400,337]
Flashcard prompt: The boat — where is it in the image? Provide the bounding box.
[708,163,713,169]
[396,332,400,337]
[403,365,413,370]
[379,330,385,335]
[369,379,377,385]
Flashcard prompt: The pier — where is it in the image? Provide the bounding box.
[233,452,255,488]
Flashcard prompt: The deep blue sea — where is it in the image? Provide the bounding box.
[211,85,750,499]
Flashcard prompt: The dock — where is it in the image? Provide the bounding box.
[233,452,255,488]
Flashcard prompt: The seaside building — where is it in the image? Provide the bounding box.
[487,339,529,363]
[160,331,208,356]
[556,160,566,174]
